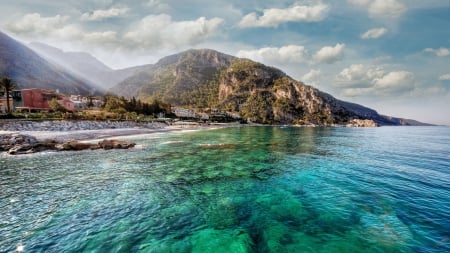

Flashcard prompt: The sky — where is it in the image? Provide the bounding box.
[0,0,449,125]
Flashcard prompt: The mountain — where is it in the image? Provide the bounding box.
[111,49,425,126]
[0,32,429,125]
[0,31,97,95]
[29,42,150,90]
[110,49,234,104]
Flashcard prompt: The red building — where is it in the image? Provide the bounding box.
[58,96,75,111]
[13,88,74,112]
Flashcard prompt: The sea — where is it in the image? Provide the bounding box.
[1,126,449,252]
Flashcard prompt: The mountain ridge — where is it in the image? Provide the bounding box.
[0,31,96,95]
[110,49,428,126]
[28,42,148,90]
[0,32,429,125]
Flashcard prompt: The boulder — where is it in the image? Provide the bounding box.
[2,133,136,154]
[0,134,39,151]
[7,144,36,155]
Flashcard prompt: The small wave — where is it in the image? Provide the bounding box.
[161,141,185,145]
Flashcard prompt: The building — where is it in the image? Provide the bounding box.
[58,96,75,111]
[12,88,74,112]
[69,95,104,109]
[173,108,197,118]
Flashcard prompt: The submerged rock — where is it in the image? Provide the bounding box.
[55,139,135,151]
[190,228,253,253]
[199,143,236,149]
[98,139,136,149]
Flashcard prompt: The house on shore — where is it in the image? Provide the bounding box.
[173,107,197,119]
[12,88,74,112]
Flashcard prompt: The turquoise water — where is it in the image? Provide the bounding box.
[1,126,449,252]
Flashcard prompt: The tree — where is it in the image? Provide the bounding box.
[86,95,94,108]
[0,77,18,113]
[104,96,126,112]
[49,98,67,113]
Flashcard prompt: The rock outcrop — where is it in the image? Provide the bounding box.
[111,49,427,126]
[0,133,136,155]
[0,134,39,154]
[54,141,99,151]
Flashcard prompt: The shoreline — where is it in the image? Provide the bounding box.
[1,125,225,142]
[0,124,231,155]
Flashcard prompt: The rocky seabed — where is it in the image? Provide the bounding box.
[0,120,167,132]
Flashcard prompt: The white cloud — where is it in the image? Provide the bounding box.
[237,45,309,64]
[81,6,129,21]
[146,0,171,11]
[237,43,346,65]
[347,0,370,5]
[424,47,450,57]
[369,0,407,18]
[373,71,414,92]
[8,12,224,51]
[7,13,120,47]
[336,64,414,96]
[439,74,450,81]
[361,27,388,39]
[238,3,329,28]
[302,69,321,85]
[7,13,69,34]
[124,14,224,49]
[336,64,384,87]
[313,43,345,64]
[348,0,407,18]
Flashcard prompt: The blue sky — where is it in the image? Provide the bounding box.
[0,0,449,124]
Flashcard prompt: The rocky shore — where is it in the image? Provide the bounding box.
[0,133,136,155]
[0,120,169,155]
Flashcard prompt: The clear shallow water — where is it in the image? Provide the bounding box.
[1,126,449,252]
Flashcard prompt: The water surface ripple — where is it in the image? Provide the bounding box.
[1,126,449,252]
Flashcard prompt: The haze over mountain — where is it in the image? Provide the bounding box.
[28,42,149,90]
[0,31,96,95]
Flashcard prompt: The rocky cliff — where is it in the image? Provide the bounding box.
[111,49,234,107]
[216,59,394,125]
[111,49,426,126]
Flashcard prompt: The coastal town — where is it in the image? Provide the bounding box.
[0,88,103,113]
[0,86,243,155]
[0,87,242,123]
